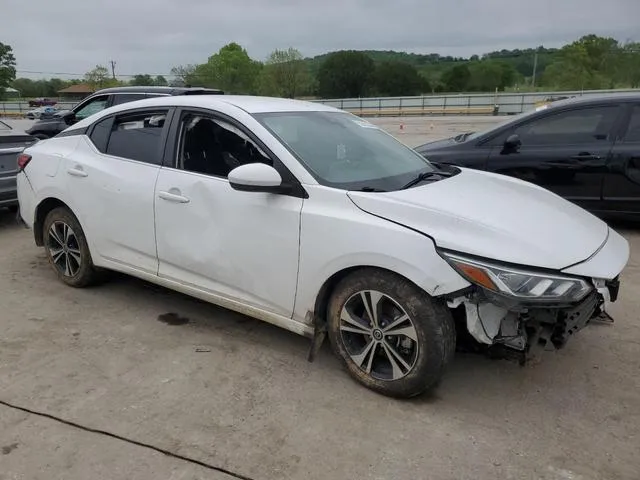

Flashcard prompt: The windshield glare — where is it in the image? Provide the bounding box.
[254,111,436,191]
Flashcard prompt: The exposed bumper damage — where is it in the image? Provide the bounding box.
[448,277,620,363]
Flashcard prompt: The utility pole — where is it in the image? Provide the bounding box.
[109,60,116,79]
[531,52,538,88]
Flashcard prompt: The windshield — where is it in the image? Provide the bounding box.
[254,111,436,191]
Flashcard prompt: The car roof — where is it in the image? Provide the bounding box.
[92,86,224,95]
[543,92,640,109]
[69,95,341,131]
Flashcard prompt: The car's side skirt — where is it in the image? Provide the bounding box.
[98,258,314,338]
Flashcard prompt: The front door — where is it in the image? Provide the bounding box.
[65,109,170,273]
[154,110,303,317]
[601,104,640,216]
[487,104,622,212]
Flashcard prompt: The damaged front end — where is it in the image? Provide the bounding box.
[439,251,621,364]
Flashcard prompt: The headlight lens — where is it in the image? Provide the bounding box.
[442,252,592,302]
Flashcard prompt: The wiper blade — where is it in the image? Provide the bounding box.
[400,170,452,190]
[357,186,387,192]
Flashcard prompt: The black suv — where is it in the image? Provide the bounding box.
[415,93,640,220]
[26,86,224,139]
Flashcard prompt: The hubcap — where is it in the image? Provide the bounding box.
[47,221,82,277]
[339,290,419,381]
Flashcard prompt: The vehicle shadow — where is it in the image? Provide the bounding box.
[0,208,24,229]
[3,205,631,409]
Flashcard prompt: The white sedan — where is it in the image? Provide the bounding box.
[16,95,629,398]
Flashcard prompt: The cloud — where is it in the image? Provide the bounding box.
[3,0,639,79]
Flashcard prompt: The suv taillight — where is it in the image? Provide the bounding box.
[17,153,32,171]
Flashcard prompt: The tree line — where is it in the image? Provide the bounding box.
[1,34,639,100]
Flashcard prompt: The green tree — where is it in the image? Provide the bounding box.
[154,75,168,86]
[130,74,154,86]
[616,42,640,88]
[192,43,262,93]
[170,64,196,86]
[0,42,17,99]
[84,65,118,89]
[317,50,375,98]
[440,64,471,91]
[466,60,517,91]
[373,61,424,96]
[257,48,311,98]
[541,35,620,90]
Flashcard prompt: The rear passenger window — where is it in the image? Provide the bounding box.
[105,111,168,164]
[111,94,147,106]
[623,106,640,143]
[89,117,112,152]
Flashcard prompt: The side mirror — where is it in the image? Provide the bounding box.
[62,111,76,125]
[228,163,288,193]
[504,134,521,151]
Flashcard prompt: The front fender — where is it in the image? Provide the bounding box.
[293,188,470,324]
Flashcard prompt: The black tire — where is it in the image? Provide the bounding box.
[42,207,99,287]
[327,268,456,398]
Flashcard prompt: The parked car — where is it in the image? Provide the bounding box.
[26,106,58,120]
[415,94,640,220]
[25,85,224,139]
[28,98,57,107]
[0,120,37,211]
[17,96,628,398]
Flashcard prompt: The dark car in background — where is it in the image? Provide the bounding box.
[28,98,57,107]
[26,86,224,139]
[0,120,37,211]
[415,94,640,220]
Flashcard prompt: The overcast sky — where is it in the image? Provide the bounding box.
[3,0,639,80]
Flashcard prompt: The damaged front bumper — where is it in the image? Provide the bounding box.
[447,276,620,361]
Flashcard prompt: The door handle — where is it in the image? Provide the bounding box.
[67,167,88,177]
[158,190,190,204]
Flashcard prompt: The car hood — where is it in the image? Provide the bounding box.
[347,168,609,270]
[415,137,457,152]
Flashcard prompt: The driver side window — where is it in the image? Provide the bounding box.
[513,106,619,145]
[176,112,272,178]
[74,95,109,121]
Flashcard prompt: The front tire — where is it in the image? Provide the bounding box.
[327,269,456,398]
[42,207,99,287]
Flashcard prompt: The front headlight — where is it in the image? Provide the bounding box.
[441,252,592,303]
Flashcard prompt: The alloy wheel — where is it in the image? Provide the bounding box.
[339,290,419,381]
[47,221,82,277]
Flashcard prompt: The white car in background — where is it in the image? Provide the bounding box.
[16,95,629,398]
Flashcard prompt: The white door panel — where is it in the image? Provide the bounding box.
[65,138,160,273]
[154,168,303,317]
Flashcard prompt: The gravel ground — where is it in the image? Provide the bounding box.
[0,116,638,480]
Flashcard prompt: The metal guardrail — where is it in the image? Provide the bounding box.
[0,101,75,117]
[311,88,639,116]
[1,88,637,118]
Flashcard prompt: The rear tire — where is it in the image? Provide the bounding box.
[42,207,99,287]
[327,268,456,398]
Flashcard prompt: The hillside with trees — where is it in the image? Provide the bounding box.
[4,34,639,100]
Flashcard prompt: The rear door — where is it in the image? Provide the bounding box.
[65,108,172,273]
[486,104,622,212]
[601,103,640,217]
